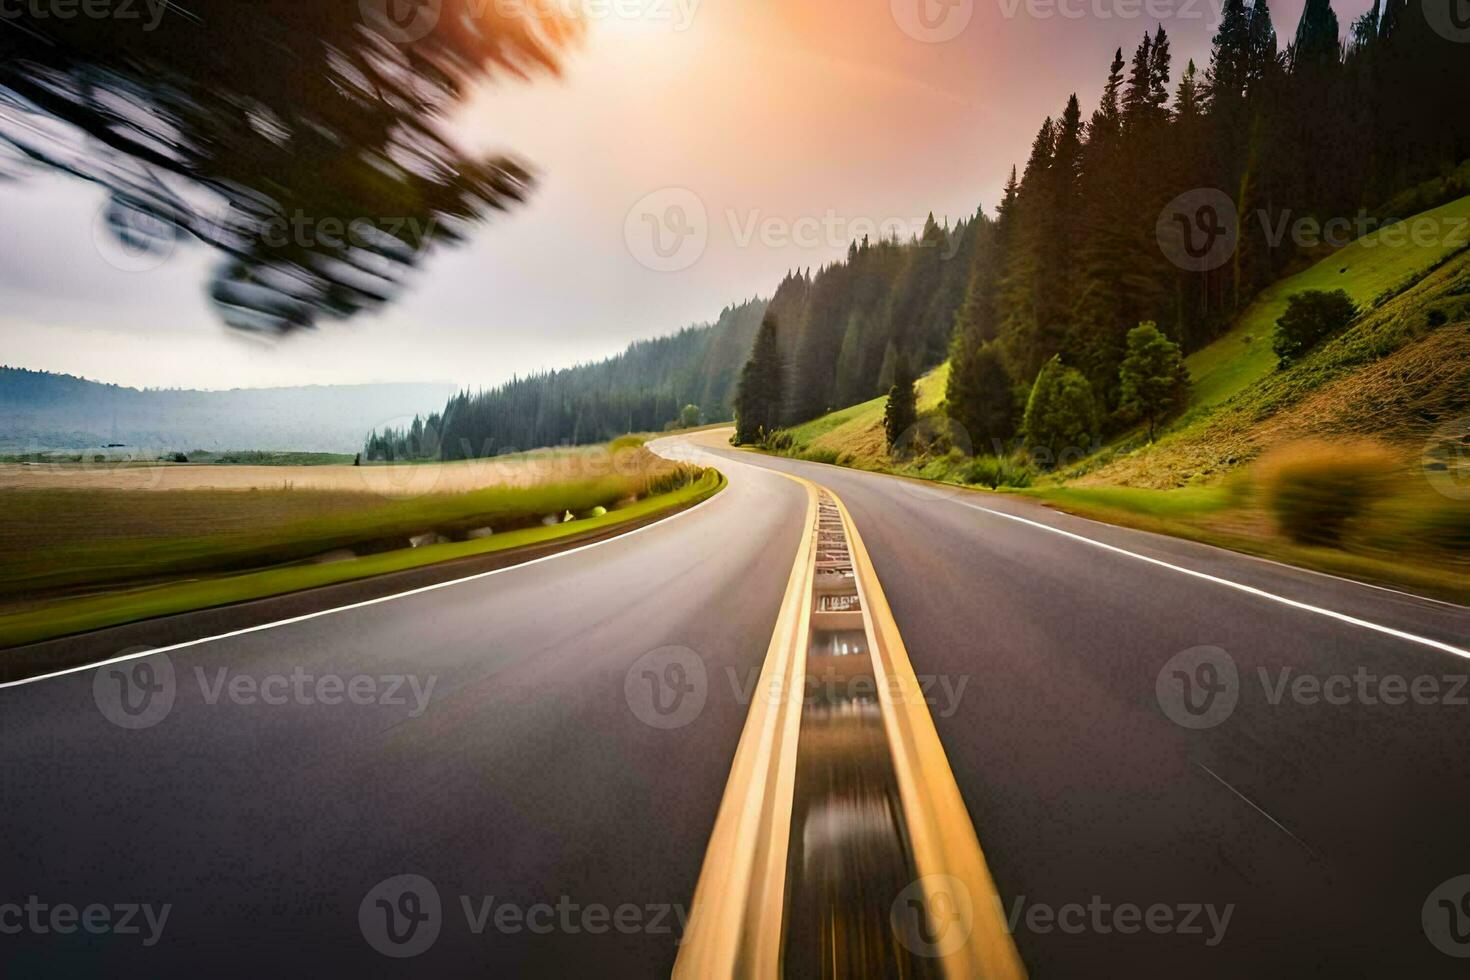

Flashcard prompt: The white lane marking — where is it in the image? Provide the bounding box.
[0,488,727,691]
[953,499,1470,660]
[1049,504,1468,611]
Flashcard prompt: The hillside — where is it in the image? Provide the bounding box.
[0,369,455,454]
[755,197,1470,600]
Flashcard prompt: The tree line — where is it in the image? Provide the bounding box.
[739,0,1468,455]
[366,300,766,461]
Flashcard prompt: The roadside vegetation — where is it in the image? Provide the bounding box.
[0,439,722,646]
[738,192,1470,602]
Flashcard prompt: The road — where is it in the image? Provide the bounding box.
[2,430,1468,976]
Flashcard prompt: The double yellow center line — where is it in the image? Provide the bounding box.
[676,474,1026,979]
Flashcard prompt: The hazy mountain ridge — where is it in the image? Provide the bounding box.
[0,367,456,454]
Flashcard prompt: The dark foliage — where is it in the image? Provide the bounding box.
[1274,289,1359,365]
[0,1,576,333]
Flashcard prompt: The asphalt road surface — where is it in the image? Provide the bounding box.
[2,431,1468,977]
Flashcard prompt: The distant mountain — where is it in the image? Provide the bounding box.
[0,368,456,454]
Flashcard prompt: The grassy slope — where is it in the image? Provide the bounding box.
[1184,194,1470,411]
[785,363,950,468]
[0,471,725,648]
[765,196,1470,600]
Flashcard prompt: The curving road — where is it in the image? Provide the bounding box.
[2,430,1468,977]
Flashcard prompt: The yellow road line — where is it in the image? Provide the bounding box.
[831,490,1027,980]
[678,468,1025,978]
[674,473,820,979]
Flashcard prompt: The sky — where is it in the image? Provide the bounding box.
[0,0,1368,392]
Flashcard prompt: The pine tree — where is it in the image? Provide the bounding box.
[947,336,1015,455]
[1292,0,1341,71]
[734,313,785,444]
[1118,322,1190,440]
[884,356,919,452]
[1148,26,1173,116]
[1205,0,1252,109]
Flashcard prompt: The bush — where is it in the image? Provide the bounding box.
[964,455,1036,489]
[1255,440,1396,546]
[1274,289,1357,366]
[1022,356,1097,469]
[759,429,795,452]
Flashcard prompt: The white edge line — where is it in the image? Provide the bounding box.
[0,485,726,691]
[954,499,1470,660]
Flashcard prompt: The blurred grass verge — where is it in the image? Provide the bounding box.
[0,458,723,649]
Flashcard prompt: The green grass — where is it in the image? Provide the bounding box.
[0,470,725,648]
[0,476,658,598]
[783,363,950,466]
[1184,194,1470,411]
[1020,484,1235,519]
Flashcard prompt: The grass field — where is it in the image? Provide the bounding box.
[0,441,710,607]
[0,470,725,648]
[0,444,631,495]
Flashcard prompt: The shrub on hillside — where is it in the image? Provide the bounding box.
[1274,289,1358,366]
[1022,356,1097,470]
[965,455,1036,489]
[1255,440,1396,546]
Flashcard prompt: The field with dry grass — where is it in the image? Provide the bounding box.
[0,442,697,607]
